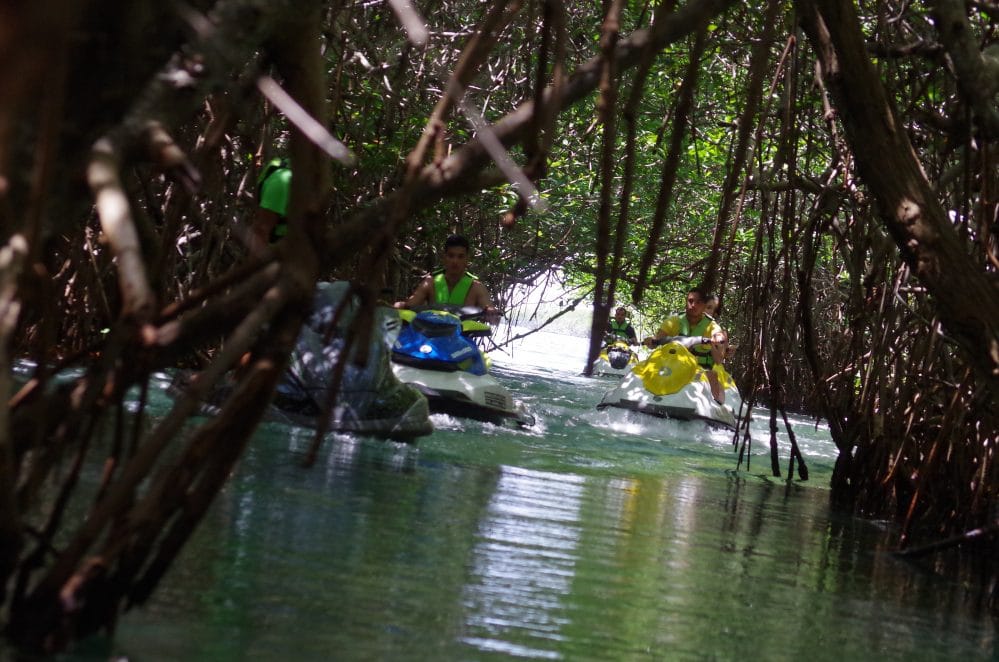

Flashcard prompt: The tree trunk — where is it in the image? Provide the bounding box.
[796,0,999,410]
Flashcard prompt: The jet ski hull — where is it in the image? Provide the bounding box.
[391,363,534,426]
[172,373,433,441]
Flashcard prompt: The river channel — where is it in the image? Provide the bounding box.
[55,332,996,660]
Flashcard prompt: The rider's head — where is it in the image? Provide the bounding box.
[444,234,470,252]
[442,234,471,281]
[685,287,710,320]
[704,294,718,317]
[614,307,627,322]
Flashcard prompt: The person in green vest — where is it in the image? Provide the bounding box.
[643,286,728,402]
[606,307,637,344]
[250,157,292,254]
[395,234,499,323]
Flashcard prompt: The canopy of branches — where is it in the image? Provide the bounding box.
[0,0,997,653]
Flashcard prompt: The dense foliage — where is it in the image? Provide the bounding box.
[0,0,996,652]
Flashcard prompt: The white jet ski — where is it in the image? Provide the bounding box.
[388,306,534,427]
[596,335,743,429]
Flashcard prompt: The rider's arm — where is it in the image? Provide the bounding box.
[394,277,433,309]
[643,317,678,347]
[468,281,500,324]
[251,167,290,254]
[249,207,279,255]
[707,320,728,365]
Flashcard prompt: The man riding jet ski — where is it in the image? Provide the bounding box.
[597,287,742,429]
[394,234,500,324]
[391,233,533,426]
[596,335,743,429]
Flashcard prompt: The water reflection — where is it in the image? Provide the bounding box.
[36,350,993,661]
[462,467,584,657]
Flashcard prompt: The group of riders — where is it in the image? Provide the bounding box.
[251,158,731,401]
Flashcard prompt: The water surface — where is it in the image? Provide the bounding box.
[61,333,995,660]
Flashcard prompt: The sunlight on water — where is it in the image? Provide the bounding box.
[462,467,584,658]
[493,328,591,372]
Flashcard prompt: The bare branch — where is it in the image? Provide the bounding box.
[87,137,155,320]
[929,0,999,138]
[386,0,429,46]
[458,96,548,212]
[257,75,355,166]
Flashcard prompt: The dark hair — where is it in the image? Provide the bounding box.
[688,286,711,303]
[444,234,470,251]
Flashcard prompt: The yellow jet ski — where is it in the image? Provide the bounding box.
[596,335,743,429]
[592,336,641,377]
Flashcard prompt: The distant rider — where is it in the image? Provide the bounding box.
[395,234,500,324]
[607,307,638,344]
[643,286,727,403]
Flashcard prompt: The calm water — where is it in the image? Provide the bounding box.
[53,333,996,660]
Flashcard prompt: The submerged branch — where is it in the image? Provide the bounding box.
[893,521,999,559]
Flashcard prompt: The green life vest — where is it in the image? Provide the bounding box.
[609,319,634,340]
[433,272,475,306]
[679,315,716,367]
[257,158,291,241]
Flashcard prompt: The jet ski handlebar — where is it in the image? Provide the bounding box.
[604,333,637,346]
[407,303,503,324]
[407,304,488,321]
[646,335,712,349]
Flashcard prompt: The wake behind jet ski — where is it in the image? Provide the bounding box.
[597,335,743,429]
[389,305,534,427]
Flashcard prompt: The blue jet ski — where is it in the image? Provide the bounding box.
[389,306,534,427]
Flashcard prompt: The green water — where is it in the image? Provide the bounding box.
[53,347,996,660]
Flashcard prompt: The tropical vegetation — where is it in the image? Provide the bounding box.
[0,0,996,652]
